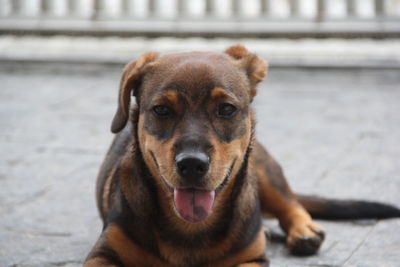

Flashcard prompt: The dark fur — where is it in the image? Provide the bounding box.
[85,46,400,267]
[298,195,400,220]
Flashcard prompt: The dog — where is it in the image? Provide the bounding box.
[84,45,400,266]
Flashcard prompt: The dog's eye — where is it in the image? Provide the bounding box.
[216,103,237,118]
[153,105,173,118]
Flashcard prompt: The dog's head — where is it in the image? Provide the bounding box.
[111,45,267,224]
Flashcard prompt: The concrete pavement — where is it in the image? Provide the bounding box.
[1,61,399,267]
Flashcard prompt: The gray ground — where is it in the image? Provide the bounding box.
[1,62,399,267]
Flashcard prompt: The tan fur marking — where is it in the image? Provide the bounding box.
[211,87,240,103]
[153,114,258,265]
[257,164,295,218]
[149,115,253,238]
[164,90,179,105]
[84,258,119,267]
[152,90,178,105]
[213,230,266,267]
[208,116,252,190]
[107,224,167,267]
[137,115,177,188]
[151,90,184,117]
[255,160,324,247]
[84,233,115,267]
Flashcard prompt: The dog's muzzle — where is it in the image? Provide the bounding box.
[173,151,214,223]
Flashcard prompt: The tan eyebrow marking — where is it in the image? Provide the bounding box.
[152,89,179,105]
[151,89,183,114]
[211,87,239,103]
[164,90,179,105]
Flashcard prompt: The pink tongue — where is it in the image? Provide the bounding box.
[173,188,215,223]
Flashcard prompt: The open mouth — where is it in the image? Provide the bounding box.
[173,188,215,223]
[173,160,236,223]
[151,150,236,223]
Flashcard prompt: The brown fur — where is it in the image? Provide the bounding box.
[85,45,326,267]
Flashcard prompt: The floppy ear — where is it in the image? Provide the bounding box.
[111,52,158,133]
[225,45,268,99]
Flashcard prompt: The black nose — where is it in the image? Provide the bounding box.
[176,152,209,179]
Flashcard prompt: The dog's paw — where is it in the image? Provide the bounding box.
[286,221,325,256]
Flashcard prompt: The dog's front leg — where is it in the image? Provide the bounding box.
[85,257,119,267]
[253,142,325,256]
[257,163,325,255]
[84,233,122,267]
[237,258,269,267]
[85,224,167,267]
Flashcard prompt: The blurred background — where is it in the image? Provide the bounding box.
[1,1,400,267]
[1,0,400,64]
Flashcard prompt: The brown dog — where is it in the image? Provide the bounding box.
[84,46,400,267]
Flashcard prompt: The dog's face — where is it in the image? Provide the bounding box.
[112,46,267,223]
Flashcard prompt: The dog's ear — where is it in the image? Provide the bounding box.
[111,52,158,133]
[225,45,268,99]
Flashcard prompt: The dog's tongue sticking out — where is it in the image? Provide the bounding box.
[173,188,215,223]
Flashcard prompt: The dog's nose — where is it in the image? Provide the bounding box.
[175,152,209,179]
